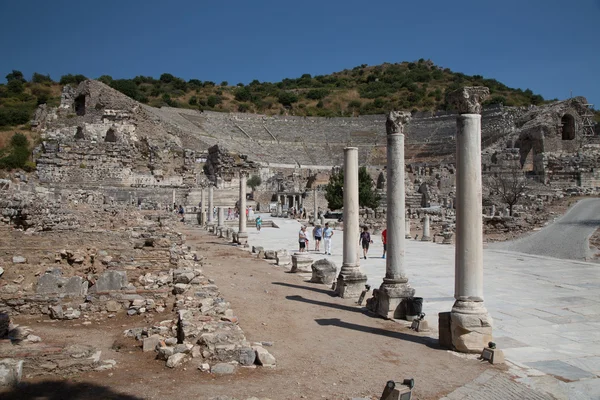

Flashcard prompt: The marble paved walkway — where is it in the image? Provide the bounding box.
[236,215,600,399]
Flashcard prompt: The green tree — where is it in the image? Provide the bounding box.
[97,75,113,85]
[324,166,380,210]
[110,79,141,100]
[0,133,30,170]
[358,166,380,208]
[6,79,24,94]
[31,72,53,84]
[5,70,26,83]
[278,91,298,107]
[234,86,252,102]
[59,74,87,85]
[247,175,262,191]
[324,168,344,210]
[207,95,222,107]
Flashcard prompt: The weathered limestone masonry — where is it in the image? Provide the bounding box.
[335,148,368,298]
[29,80,597,222]
[448,87,493,353]
[370,112,415,319]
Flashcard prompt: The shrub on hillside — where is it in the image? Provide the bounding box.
[59,74,87,86]
[0,132,31,170]
[31,73,53,84]
[277,91,298,107]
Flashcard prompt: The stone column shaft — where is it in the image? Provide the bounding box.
[447,86,492,353]
[313,189,318,220]
[385,133,407,282]
[336,147,367,298]
[238,172,248,245]
[372,111,415,319]
[455,115,483,300]
[405,218,412,239]
[217,207,224,228]
[421,215,431,241]
[207,186,214,223]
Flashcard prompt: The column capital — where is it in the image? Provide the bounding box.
[386,111,411,135]
[239,170,249,178]
[447,86,490,114]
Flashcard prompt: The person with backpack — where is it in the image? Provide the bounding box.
[255,215,262,232]
[360,226,373,259]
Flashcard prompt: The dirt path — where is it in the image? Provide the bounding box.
[178,227,492,399]
[3,227,494,400]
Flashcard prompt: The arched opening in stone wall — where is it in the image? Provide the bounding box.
[74,95,86,116]
[74,127,84,140]
[561,114,575,140]
[105,128,117,142]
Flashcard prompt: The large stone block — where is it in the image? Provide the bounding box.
[36,272,87,296]
[291,254,312,273]
[450,302,493,353]
[0,359,23,386]
[94,270,128,292]
[310,259,337,284]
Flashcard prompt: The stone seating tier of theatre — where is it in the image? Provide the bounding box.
[150,105,519,166]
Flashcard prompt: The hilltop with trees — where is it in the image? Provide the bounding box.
[1,60,598,151]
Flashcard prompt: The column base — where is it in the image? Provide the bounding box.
[217,226,225,237]
[405,234,412,239]
[421,235,431,242]
[335,266,367,299]
[450,299,493,353]
[207,222,215,232]
[237,232,248,246]
[369,281,415,319]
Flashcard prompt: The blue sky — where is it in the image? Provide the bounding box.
[1,0,599,106]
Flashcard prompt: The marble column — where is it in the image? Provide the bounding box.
[336,147,367,298]
[405,218,412,239]
[237,171,248,245]
[217,206,224,234]
[200,188,205,226]
[448,86,493,353]
[313,189,318,220]
[276,202,282,217]
[374,112,415,318]
[207,185,214,225]
[421,214,431,241]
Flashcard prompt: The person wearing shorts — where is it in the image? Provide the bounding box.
[359,226,372,259]
[298,226,308,252]
[313,224,322,252]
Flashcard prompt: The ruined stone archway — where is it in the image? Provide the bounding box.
[74,95,86,116]
[74,127,84,140]
[105,128,117,142]
[561,114,575,140]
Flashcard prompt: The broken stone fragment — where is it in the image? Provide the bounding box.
[0,359,23,387]
[12,256,26,264]
[310,259,337,285]
[211,363,236,374]
[105,300,121,312]
[253,346,276,366]
[166,353,187,368]
[173,283,189,294]
[237,347,256,366]
[94,270,128,292]
[49,305,64,320]
[142,335,163,352]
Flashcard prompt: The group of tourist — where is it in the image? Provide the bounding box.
[298,223,334,254]
[297,223,387,259]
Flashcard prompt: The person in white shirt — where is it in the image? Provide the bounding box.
[298,226,308,252]
[323,222,334,255]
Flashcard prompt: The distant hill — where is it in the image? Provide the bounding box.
[1,60,598,147]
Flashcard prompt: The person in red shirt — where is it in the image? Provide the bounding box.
[381,228,387,259]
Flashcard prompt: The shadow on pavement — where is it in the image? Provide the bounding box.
[557,219,600,227]
[285,294,369,314]
[1,381,144,400]
[273,281,336,296]
[315,318,440,349]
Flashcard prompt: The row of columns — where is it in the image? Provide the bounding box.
[196,86,492,353]
[277,194,303,209]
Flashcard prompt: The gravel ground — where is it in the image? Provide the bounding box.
[490,198,600,260]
